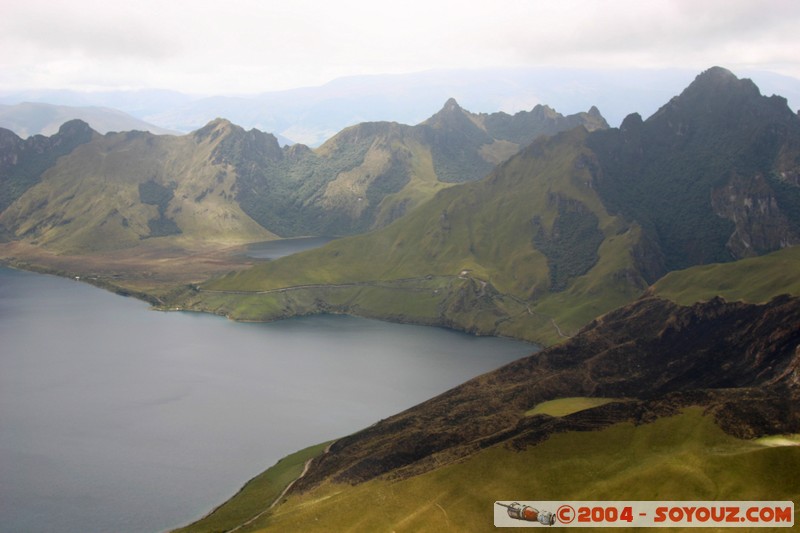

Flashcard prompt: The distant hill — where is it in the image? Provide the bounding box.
[125,68,800,146]
[0,102,178,138]
[0,119,97,214]
[5,67,798,147]
[0,101,605,254]
[231,99,606,237]
[0,120,275,253]
[187,67,800,344]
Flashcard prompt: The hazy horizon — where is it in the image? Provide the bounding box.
[2,0,799,95]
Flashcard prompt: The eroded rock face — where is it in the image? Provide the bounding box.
[588,67,800,275]
[712,173,798,258]
[0,120,96,212]
[292,295,800,491]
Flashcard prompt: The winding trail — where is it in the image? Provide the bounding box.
[551,318,571,338]
[225,441,335,533]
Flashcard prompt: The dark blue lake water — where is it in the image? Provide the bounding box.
[0,266,535,532]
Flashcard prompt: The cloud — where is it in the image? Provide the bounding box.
[494,0,800,72]
[1,0,799,93]
[1,1,179,61]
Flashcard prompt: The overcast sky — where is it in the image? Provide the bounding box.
[2,0,799,95]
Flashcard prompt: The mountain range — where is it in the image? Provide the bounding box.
[0,102,177,138]
[4,67,799,146]
[0,100,605,254]
[182,67,800,344]
[1,67,797,339]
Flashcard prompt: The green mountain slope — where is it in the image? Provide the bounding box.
[230,99,607,237]
[183,127,645,343]
[177,294,800,532]
[195,410,799,533]
[179,67,800,345]
[172,68,800,532]
[0,102,606,256]
[0,119,96,214]
[0,121,276,253]
[650,244,800,305]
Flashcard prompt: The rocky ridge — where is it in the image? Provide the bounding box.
[291,294,800,491]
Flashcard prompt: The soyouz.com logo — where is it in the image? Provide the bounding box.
[494,501,795,527]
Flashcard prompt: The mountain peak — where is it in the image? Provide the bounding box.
[442,97,462,112]
[531,104,559,120]
[696,65,739,83]
[192,118,240,143]
[647,66,772,127]
[56,119,95,138]
[421,97,475,130]
[680,66,761,103]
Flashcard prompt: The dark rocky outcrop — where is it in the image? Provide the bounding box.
[0,119,96,212]
[588,66,800,276]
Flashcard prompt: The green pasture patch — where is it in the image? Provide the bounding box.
[525,397,623,417]
[652,245,800,305]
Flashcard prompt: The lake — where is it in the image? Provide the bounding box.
[0,266,535,533]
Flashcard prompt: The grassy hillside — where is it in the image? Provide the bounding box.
[174,442,331,533]
[0,120,96,213]
[168,68,800,533]
[1,101,606,261]
[177,409,800,533]
[178,128,647,344]
[180,286,800,533]
[651,245,800,305]
[0,122,275,254]
[232,100,607,237]
[177,286,800,533]
[172,68,800,346]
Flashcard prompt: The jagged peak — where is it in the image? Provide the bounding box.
[646,67,770,125]
[283,142,313,159]
[191,117,283,163]
[422,97,475,129]
[680,66,761,102]
[0,126,21,143]
[318,120,399,153]
[194,119,280,145]
[193,118,233,140]
[530,104,559,119]
[429,97,468,119]
[57,118,94,134]
[696,65,739,83]
[442,97,462,112]
[697,66,757,90]
[620,112,643,130]
[192,118,254,144]
[49,119,97,146]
